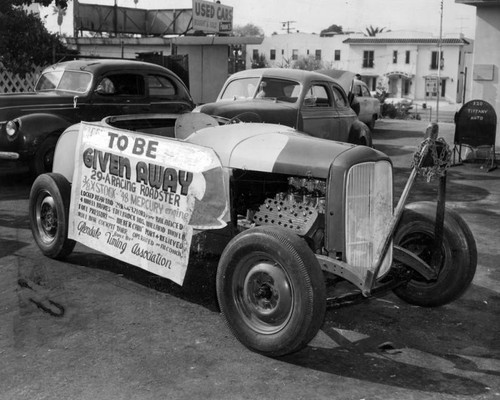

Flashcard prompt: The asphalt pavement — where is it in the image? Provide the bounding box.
[0,119,499,400]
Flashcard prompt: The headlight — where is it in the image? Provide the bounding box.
[6,119,20,137]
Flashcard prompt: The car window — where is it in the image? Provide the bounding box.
[303,84,331,107]
[361,85,371,97]
[35,70,92,93]
[255,78,300,103]
[148,75,177,97]
[96,73,145,97]
[331,85,348,107]
[220,77,259,100]
[354,83,363,97]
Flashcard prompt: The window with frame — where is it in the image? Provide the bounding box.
[405,50,410,64]
[362,51,374,68]
[431,51,444,69]
[334,50,341,61]
[315,49,321,60]
[270,49,276,60]
[97,73,145,96]
[148,75,177,97]
[303,84,331,107]
[292,49,298,61]
[393,50,398,64]
[331,85,348,107]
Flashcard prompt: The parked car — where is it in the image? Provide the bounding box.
[29,112,476,357]
[352,79,381,130]
[0,59,194,176]
[194,68,372,146]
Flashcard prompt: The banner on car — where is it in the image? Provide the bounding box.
[68,122,228,285]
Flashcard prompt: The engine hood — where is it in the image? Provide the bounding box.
[197,100,297,126]
[186,122,388,179]
[0,92,76,120]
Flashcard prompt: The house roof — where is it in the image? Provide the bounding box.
[343,38,470,45]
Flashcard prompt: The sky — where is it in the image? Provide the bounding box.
[42,0,477,39]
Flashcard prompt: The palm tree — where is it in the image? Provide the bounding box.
[52,4,67,35]
[365,25,386,37]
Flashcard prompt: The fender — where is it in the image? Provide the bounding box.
[12,113,73,159]
[348,119,372,147]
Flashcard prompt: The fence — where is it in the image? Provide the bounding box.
[0,63,44,93]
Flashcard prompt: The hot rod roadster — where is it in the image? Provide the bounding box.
[29,113,476,357]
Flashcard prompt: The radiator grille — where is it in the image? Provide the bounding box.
[345,161,393,279]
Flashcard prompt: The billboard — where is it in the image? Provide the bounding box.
[192,0,233,34]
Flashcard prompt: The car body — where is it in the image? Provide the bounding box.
[0,59,194,176]
[29,113,476,357]
[194,68,372,146]
[352,79,381,130]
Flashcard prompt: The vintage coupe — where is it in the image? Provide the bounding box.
[194,68,373,146]
[29,113,476,357]
[0,59,194,176]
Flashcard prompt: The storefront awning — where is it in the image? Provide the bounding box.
[385,71,414,78]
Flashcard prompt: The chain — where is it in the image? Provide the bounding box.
[411,137,451,182]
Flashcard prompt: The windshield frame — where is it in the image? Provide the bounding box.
[35,70,93,94]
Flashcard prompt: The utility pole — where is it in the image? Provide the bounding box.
[436,0,443,122]
[281,21,296,34]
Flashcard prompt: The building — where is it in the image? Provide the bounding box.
[247,31,473,105]
[248,32,352,71]
[456,0,500,150]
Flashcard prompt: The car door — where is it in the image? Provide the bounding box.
[86,72,150,120]
[331,83,357,142]
[300,81,340,140]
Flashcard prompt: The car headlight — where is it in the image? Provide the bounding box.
[6,119,20,137]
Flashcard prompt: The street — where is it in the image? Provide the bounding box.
[1,119,499,400]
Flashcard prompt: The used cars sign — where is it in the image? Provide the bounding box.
[68,122,228,285]
[192,0,233,33]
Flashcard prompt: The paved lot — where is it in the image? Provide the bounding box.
[0,119,499,400]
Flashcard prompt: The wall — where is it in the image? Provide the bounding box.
[470,6,500,147]
[175,45,229,104]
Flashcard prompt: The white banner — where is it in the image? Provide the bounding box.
[68,122,227,285]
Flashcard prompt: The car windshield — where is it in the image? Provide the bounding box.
[35,70,92,93]
[220,77,260,100]
[255,78,300,103]
[220,77,300,103]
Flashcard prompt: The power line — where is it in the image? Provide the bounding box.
[281,21,297,34]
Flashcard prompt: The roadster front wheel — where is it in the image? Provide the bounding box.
[216,226,326,357]
[392,201,477,307]
[29,173,76,259]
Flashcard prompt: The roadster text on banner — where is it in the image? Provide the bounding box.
[192,0,233,34]
[68,122,228,285]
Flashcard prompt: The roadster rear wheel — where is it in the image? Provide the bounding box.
[29,173,75,259]
[216,226,326,356]
[392,201,477,307]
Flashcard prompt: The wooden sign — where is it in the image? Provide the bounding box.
[454,99,497,147]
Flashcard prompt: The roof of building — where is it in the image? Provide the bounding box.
[343,38,470,45]
[343,37,470,45]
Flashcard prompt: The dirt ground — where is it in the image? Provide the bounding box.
[0,119,499,400]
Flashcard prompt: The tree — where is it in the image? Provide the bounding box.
[232,23,264,37]
[292,55,324,71]
[365,25,386,37]
[0,0,68,14]
[320,24,343,36]
[0,3,74,77]
[251,53,269,69]
[52,4,67,35]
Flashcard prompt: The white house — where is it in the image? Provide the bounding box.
[247,31,473,104]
